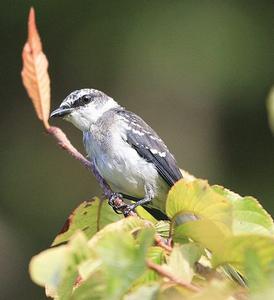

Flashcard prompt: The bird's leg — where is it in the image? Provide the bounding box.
[108,193,140,211]
[121,194,141,202]
[123,187,154,216]
[109,188,153,216]
[123,195,152,216]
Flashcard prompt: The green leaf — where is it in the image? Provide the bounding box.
[32,218,156,300]
[165,243,202,283]
[155,221,170,238]
[137,246,166,283]
[93,227,155,300]
[78,226,155,300]
[166,179,232,232]
[72,221,156,300]
[212,234,274,275]
[88,216,152,246]
[136,206,158,223]
[52,197,122,246]
[213,185,274,235]
[30,231,90,299]
[244,248,267,292]
[185,280,234,300]
[159,284,192,299]
[29,245,67,298]
[78,259,102,281]
[124,283,160,300]
[173,219,231,253]
[251,273,274,300]
[71,271,107,300]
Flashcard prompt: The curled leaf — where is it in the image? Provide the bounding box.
[21,7,50,128]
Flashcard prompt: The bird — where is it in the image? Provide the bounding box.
[50,89,182,220]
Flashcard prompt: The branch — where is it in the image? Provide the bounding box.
[146,260,201,293]
[155,235,172,252]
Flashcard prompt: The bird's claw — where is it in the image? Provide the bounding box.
[122,204,136,217]
[108,193,136,216]
[108,193,126,214]
[108,192,123,207]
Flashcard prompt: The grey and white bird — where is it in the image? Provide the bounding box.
[50,89,182,219]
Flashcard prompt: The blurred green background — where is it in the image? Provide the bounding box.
[1,0,274,298]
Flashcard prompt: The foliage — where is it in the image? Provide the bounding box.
[22,8,274,300]
[29,179,274,300]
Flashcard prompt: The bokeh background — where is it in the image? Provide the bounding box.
[1,0,274,298]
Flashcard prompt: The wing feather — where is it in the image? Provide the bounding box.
[116,109,182,186]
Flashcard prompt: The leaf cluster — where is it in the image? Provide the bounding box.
[29,179,274,300]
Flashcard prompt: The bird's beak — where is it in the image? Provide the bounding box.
[50,107,73,118]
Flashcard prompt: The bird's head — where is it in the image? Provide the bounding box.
[50,89,119,131]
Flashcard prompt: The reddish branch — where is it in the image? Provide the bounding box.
[155,235,172,252]
[146,260,201,292]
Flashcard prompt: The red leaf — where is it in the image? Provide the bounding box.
[21,7,50,128]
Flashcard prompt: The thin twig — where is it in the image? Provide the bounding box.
[146,260,201,292]
[155,235,172,252]
[47,126,137,217]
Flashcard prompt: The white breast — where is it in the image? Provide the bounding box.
[83,125,159,199]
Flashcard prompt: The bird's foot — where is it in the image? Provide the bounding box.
[108,193,136,216]
[122,204,136,217]
[108,193,127,214]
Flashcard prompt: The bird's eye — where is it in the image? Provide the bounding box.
[82,95,91,104]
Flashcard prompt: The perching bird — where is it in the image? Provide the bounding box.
[50,89,182,219]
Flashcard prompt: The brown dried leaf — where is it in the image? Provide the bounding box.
[21,7,50,128]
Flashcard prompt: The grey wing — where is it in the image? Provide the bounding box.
[116,109,182,186]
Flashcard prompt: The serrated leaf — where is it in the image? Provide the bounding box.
[166,179,232,232]
[21,8,50,128]
[52,198,122,246]
[213,185,274,235]
[212,234,274,276]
